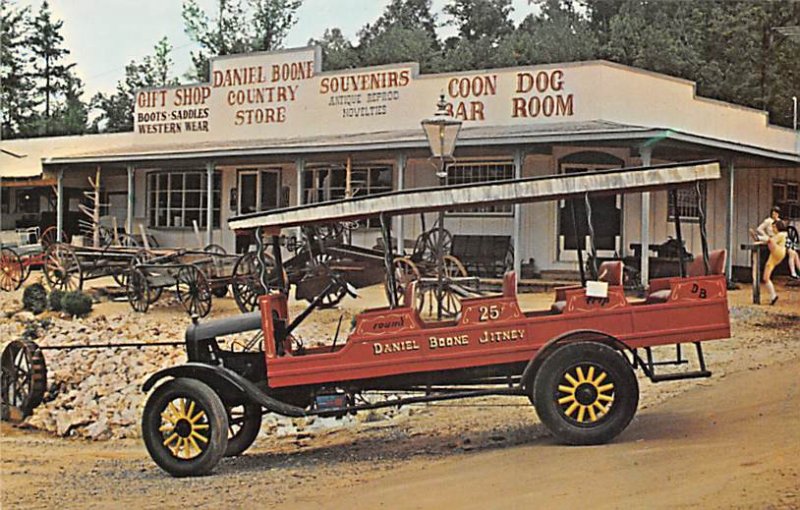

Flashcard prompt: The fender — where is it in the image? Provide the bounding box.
[142,362,306,418]
[520,329,633,392]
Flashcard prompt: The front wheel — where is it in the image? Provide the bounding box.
[142,378,228,477]
[532,342,638,445]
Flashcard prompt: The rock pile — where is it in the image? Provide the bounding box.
[1,289,389,442]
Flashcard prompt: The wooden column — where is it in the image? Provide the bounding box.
[513,148,523,277]
[206,161,214,245]
[639,147,652,288]
[126,165,135,236]
[56,168,64,242]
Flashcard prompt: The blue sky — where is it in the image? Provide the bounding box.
[16,0,536,98]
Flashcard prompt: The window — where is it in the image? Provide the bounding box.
[146,170,221,228]
[667,185,707,222]
[15,189,43,214]
[774,179,800,220]
[302,164,392,227]
[446,161,514,215]
[238,169,281,215]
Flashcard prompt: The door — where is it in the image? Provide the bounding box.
[558,164,621,261]
[237,169,281,215]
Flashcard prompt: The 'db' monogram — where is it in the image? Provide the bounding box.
[691,283,707,299]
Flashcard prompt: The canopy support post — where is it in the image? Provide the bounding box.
[670,188,686,277]
[395,153,406,255]
[513,148,523,277]
[570,199,586,286]
[380,212,397,308]
[584,192,598,280]
[639,147,652,288]
[697,181,710,274]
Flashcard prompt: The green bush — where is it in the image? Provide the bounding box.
[22,283,48,315]
[49,289,65,311]
[61,291,93,317]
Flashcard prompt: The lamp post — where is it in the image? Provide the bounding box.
[421,94,462,319]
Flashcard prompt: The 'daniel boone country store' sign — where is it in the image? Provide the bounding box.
[133,46,580,142]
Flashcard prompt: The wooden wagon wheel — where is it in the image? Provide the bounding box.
[176,265,212,318]
[39,226,65,249]
[312,253,348,308]
[43,244,83,291]
[232,251,288,313]
[415,227,453,264]
[0,247,23,292]
[126,267,151,313]
[1,339,47,422]
[384,256,422,307]
[443,255,468,278]
[203,244,229,297]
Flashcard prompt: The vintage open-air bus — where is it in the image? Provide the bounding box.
[139,160,730,477]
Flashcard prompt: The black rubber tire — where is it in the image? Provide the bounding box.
[142,378,228,477]
[532,342,638,445]
[224,403,262,457]
[1,340,47,422]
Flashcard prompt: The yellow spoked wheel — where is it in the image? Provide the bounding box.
[142,378,228,477]
[159,397,211,460]
[533,342,638,445]
[556,365,615,424]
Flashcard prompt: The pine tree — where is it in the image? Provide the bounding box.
[0,0,36,139]
[27,0,77,135]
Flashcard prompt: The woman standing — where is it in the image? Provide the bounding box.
[763,220,788,305]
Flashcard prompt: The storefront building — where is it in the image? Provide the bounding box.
[1,46,798,282]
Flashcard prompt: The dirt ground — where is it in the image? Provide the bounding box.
[1,278,799,510]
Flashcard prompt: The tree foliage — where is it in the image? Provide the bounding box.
[1,0,36,138]
[92,37,180,133]
[182,0,302,81]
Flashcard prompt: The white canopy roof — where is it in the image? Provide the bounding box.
[229,160,720,231]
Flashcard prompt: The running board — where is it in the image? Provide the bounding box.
[632,342,712,383]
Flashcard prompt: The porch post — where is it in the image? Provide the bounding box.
[206,161,214,245]
[56,168,64,242]
[725,159,735,281]
[126,165,135,235]
[395,152,406,254]
[639,147,652,288]
[513,148,523,277]
[295,157,305,245]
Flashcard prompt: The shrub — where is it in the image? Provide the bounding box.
[61,290,93,317]
[49,289,65,311]
[22,283,48,315]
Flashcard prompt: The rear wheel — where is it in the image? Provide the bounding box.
[224,403,262,457]
[142,378,228,477]
[532,342,638,445]
[0,247,23,292]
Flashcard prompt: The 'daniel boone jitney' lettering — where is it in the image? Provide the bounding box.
[512,70,574,119]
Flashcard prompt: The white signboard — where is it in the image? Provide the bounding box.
[134,46,581,142]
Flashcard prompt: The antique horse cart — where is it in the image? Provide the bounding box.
[126,245,242,317]
[230,224,388,313]
[0,226,62,292]
[121,160,731,477]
